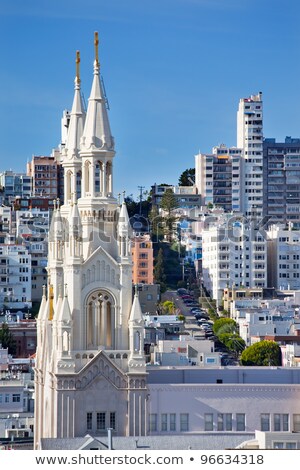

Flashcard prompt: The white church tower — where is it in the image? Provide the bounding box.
[34,33,147,448]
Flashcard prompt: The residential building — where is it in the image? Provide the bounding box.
[136,283,160,314]
[237,92,263,218]
[267,224,300,290]
[26,155,61,199]
[151,184,201,211]
[131,233,154,284]
[263,136,300,227]
[0,171,32,204]
[201,214,267,303]
[195,144,242,211]
[16,209,49,302]
[151,337,221,367]
[0,244,31,311]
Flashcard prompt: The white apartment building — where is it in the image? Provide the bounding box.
[238,307,296,346]
[267,224,300,290]
[152,337,221,367]
[16,209,49,302]
[202,215,267,303]
[237,92,263,218]
[0,244,31,311]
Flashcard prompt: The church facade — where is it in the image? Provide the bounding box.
[34,34,147,449]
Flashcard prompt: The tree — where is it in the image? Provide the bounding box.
[154,248,167,292]
[240,340,282,366]
[218,333,245,357]
[161,300,175,314]
[159,189,179,242]
[159,188,179,217]
[0,323,16,355]
[178,168,195,186]
[213,318,238,336]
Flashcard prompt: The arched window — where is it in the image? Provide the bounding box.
[86,290,116,350]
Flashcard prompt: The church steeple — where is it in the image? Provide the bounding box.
[80,32,114,153]
[128,286,146,372]
[80,32,115,200]
[62,50,86,207]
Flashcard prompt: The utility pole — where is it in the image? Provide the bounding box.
[138,185,145,216]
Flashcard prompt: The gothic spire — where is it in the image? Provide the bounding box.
[64,50,86,162]
[80,32,114,152]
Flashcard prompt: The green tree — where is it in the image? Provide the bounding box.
[218,333,246,357]
[154,248,167,292]
[159,189,179,242]
[178,168,195,186]
[161,300,175,314]
[159,188,179,217]
[0,323,16,355]
[240,340,282,366]
[213,318,238,336]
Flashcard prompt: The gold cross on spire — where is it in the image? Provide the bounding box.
[76,50,81,83]
[94,31,99,67]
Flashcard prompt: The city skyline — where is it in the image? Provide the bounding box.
[1,0,300,199]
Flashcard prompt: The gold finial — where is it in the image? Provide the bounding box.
[76,50,81,83]
[94,31,99,67]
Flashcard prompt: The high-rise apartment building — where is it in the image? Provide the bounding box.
[267,224,300,290]
[237,92,264,218]
[26,155,61,200]
[0,244,32,311]
[263,137,300,227]
[195,144,242,211]
[0,171,32,203]
[202,214,267,303]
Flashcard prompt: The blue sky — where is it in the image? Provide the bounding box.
[1,0,300,199]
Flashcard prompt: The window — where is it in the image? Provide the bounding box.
[261,414,270,431]
[150,414,157,432]
[5,394,9,403]
[0,394,2,403]
[87,412,93,430]
[96,412,106,431]
[217,413,232,431]
[293,414,300,432]
[161,414,168,432]
[274,414,289,432]
[180,413,189,432]
[286,442,297,449]
[110,412,116,430]
[236,414,246,431]
[170,413,176,431]
[204,413,213,431]
[12,394,21,403]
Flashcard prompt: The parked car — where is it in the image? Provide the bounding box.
[177,288,188,295]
